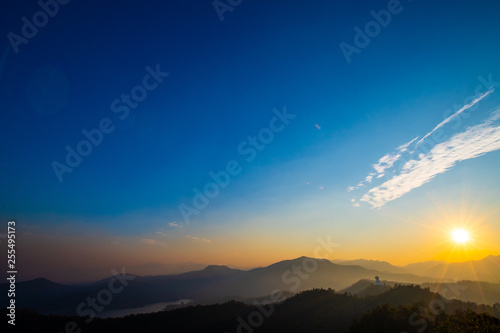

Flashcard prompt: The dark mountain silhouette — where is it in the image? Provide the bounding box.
[339,279,392,297]
[1,256,435,315]
[341,278,500,306]
[8,256,500,317]
[421,280,500,306]
[6,285,500,332]
[174,265,244,279]
[18,262,211,283]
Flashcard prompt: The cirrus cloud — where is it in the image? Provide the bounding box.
[361,109,500,207]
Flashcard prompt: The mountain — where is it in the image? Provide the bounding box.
[332,259,405,274]
[7,285,500,333]
[197,256,434,299]
[173,265,244,279]
[15,262,210,284]
[9,278,80,299]
[1,256,435,315]
[334,255,500,283]
[341,278,500,306]
[339,279,396,297]
[401,260,446,274]
[421,280,500,306]
[402,255,500,283]
[128,262,207,276]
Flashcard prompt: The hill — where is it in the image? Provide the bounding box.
[6,285,500,332]
[1,256,435,315]
[421,280,500,306]
[334,255,500,283]
[402,255,500,282]
[332,259,404,274]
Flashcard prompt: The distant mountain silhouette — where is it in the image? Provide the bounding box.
[401,260,446,274]
[334,255,500,283]
[1,256,434,315]
[17,262,211,283]
[128,262,207,276]
[331,259,405,274]
[175,265,244,279]
[402,255,500,282]
[5,255,499,316]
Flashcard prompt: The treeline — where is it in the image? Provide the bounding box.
[4,285,500,332]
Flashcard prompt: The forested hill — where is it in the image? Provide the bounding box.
[5,285,500,333]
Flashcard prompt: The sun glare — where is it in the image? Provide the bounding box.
[451,229,470,244]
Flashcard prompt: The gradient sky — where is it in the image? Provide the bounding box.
[1,0,500,282]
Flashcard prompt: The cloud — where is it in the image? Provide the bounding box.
[139,238,163,246]
[364,173,376,183]
[156,231,168,236]
[186,235,212,244]
[361,109,500,207]
[373,153,401,174]
[168,221,179,227]
[414,88,495,148]
[352,137,418,190]
[397,136,419,152]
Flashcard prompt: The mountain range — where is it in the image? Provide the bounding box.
[7,285,500,333]
[332,255,500,282]
[3,255,499,316]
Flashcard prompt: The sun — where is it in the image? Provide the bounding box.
[451,229,470,244]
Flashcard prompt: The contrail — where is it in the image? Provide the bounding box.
[414,88,495,149]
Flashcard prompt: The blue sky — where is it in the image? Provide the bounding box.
[1,0,500,279]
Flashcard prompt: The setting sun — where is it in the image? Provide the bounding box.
[452,229,470,244]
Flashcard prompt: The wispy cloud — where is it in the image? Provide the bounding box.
[361,109,500,207]
[348,136,421,191]
[140,238,163,246]
[397,136,419,152]
[373,153,401,174]
[372,136,420,175]
[414,88,495,148]
[364,172,376,183]
[186,235,212,244]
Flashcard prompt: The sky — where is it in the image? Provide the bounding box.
[1,0,500,283]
